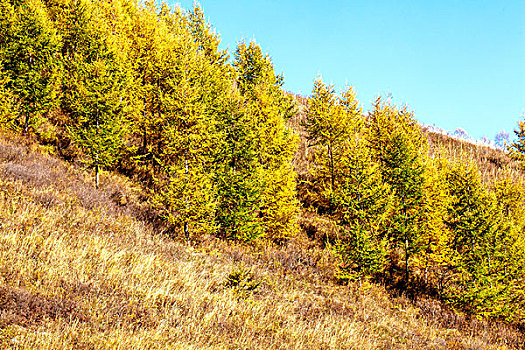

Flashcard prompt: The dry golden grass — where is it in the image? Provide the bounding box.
[424,129,524,185]
[0,133,523,349]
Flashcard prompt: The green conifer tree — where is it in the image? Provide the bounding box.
[67,58,128,188]
[443,160,510,315]
[0,72,17,128]
[187,5,228,66]
[0,1,16,127]
[330,106,392,282]
[233,41,299,242]
[214,93,263,241]
[305,82,393,281]
[367,97,427,283]
[125,0,172,176]
[152,26,218,243]
[1,0,61,133]
[414,154,453,287]
[508,120,525,165]
[490,172,525,321]
[304,78,353,212]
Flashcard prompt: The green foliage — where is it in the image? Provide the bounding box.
[509,120,525,165]
[367,97,428,282]
[305,81,392,281]
[152,23,219,242]
[331,159,392,281]
[413,156,453,286]
[1,0,61,133]
[214,96,263,242]
[0,73,17,128]
[442,160,525,320]
[233,41,299,242]
[66,58,128,187]
[225,266,261,299]
[154,165,216,240]
[187,5,228,65]
[305,78,353,202]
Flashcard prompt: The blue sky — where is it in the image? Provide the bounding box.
[173,0,525,140]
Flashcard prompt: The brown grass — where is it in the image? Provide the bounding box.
[0,132,523,349]
[424,128,524,185]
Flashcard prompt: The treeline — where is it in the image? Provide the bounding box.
[304,79,525,322]
[1,0,525,324]
[0,0,299,243]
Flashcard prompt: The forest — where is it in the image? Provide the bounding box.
[2,0,525,332]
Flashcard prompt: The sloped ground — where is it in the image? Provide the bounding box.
[0,134,522,349]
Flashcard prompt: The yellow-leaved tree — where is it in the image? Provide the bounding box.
[233,41,300,242]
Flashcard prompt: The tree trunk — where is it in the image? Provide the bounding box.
[405,238,409,283]
[142,95,147,153]
[95,105,100,188]
[403,195,409,283]
[184,149,190,245]
[95,159,99,189]
[24,113,29,134]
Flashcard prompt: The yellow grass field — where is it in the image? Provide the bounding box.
[0,134,522,349]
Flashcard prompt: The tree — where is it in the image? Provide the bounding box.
[304,78,353,213]
[494,130,509,150]
[304,82,392,281]
[367,97,428,283]
[414,155,453,287]
[1,0,61,133]
[153,23,218,243]
[0,72,17,128]
[491,172,525,321]
[442,160,516,316]
[50,0,131,188]
[214,93,263,242]
[233,41,299,242]
[330,114,392,282]
[0,1,16,128]
[125,0,173,177]
[509,120,525,164]
[67,58,128,188]
[187,5,228,66]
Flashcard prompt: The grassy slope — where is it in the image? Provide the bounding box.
[0,133,523,349]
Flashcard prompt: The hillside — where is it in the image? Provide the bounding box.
[0,135,523,349]
[2,0,525,348]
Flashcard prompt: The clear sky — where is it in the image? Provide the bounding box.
[173,0,525,140]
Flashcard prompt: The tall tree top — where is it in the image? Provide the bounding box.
[233,41,283,94]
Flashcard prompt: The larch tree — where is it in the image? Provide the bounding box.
[67,58,128,188]
[152,20,218,243]
[415,154,454,288]
[233,41,299,242]
[367,97,427,283]
[0,2,16,127]
[187,5,228,67]
[0,69,17,128]
[214,91,264,242]
[509,120,525,166]
[149,3,235,243]
[443,160,507,315]
[491,172,525,321]
[304,78,352,213]
[126,0,173,177]
[1,0,61,133]
[330,87,392,282]
[53,0,130,188]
